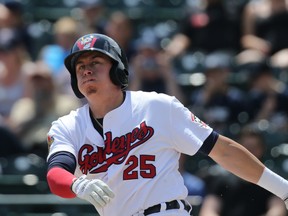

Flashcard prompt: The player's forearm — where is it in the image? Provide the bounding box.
[209,135,288,201]
[209,135,265,184]
[47,167,76,198]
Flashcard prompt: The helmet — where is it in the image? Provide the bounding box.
[64,33,129,98]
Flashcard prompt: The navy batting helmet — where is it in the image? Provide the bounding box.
[64,33,129,98]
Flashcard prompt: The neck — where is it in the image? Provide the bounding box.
[89,90,125,118]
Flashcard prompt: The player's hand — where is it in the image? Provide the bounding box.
[71,175,115,209]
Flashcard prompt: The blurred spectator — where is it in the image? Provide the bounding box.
[164,0,242,59]
[179,154,206,198]
[198,125,287,216]
[129,30,186,104]
[0,1,32,56]
[189,51,249,135]
[0,125,26,158]
[240,0,288,68]
[104,10,135,61]
[77,0,106,34]
[0,3,12,28]
[0,27,32,124]
[38,16,81,96]
[244,60,288,132]
[9,61,81,158]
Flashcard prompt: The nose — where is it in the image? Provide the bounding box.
[83,68,93,76]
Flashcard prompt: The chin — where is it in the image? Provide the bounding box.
[86,89,97,96]
[83,86,98,96]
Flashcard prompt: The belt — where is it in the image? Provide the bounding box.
[143,199,191,215]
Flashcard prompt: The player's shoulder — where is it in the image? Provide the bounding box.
[129,90,175,104]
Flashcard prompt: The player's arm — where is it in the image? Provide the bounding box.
[47,151,77,198]
[46,151,115,209]
[208,135,264,183]
[209,135,288,204]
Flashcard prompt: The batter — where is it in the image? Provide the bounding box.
[46,33,288,216]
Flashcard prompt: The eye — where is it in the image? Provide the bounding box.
[91,61,98,66]
[76,64,85,73]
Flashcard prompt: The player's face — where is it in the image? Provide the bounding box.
[75,51,113,97]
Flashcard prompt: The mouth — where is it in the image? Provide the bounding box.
[82,78,96,85]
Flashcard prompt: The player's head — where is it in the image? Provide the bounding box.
[64,33,129,98]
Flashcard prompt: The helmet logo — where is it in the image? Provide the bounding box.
[77,35,97,50]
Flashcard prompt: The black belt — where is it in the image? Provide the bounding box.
[143,199,191,215]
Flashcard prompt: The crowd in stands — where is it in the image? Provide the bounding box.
[0,0,288,215]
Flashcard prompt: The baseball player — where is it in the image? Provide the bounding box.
[46,33,288,216]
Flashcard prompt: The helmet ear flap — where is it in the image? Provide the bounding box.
[109,48,129,89]
[71,75,84,98]
[110,62,129,89]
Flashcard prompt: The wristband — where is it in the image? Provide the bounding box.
[257,167,288,200]
[47,167,77,198]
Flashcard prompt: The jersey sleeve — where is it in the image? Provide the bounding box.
[168,96,214,155]
[47,117,78,161]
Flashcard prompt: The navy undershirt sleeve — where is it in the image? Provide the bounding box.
[47,151,76,174]
[198,130,219,155]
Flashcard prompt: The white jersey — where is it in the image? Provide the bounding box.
[47,91,213,216]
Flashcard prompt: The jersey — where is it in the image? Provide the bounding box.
[47,91,213,216]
